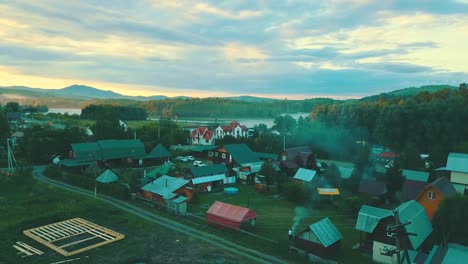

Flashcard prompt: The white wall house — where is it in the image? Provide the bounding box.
[215,121,249,139]
[441,152,468,194]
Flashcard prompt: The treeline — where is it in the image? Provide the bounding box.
[81,104,148,120]
[310,85,468,166]
[138,97,335,118]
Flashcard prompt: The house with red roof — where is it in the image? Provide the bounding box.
[215,121,249,139]
[206,201,257,229]
[190,127,215,145]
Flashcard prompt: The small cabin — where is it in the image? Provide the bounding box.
[294,218,342,259]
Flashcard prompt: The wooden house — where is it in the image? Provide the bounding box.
[210,144,263,182]
[140,175,190,204]
[401,169,430,201]
[278,146,315,175]
[438,152,468,195]
[206,201,256,229]
[294,218,343,260]
[355,205,394,249]
[416,176,457,220]
[187,164,228,192]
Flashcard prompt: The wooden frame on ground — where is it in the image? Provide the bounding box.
[23,217,124,256]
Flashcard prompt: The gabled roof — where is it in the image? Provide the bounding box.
[358,180,388,196]
[309,218,343,248]
[190,127,208,138]
[147,144,171,159]
[338,167,354,179]
[293,168,317,182]
[396,200,432,250]
[96,169,119,183]
[189,164,228,178]
[403,180,428,201]
[355,205,393,233]
[255,152,279,160]
[207,201,256,222]
[223,144,261,165]
[71,142,100,161]
[98,139,146,160]
[281,146,312,160]
[192,174,226,185]
[141,175,189,198]
[59,159,92,167]
[445,152,468,173]
[146,164,171,178]
[192,145,218,152]
[426,177,457,197]
[402,169,430,182]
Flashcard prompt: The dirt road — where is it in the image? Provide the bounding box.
[33,166,287,264]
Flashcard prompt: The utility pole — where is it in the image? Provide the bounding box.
[381,210,416,264]
[7,138,16,174]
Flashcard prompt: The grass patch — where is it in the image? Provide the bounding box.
[0,179,251,264]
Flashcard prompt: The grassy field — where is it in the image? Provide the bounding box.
[187,184,371,263]
[0,179,251,264]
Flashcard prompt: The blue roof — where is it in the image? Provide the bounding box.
[192,174,226,185]
[402,169,430,182]
[338,166,354,179]
[445,152,468,173]
[443,243,468,264]
[293,168,317,182]
[141,175,189,198]
[396,200,432,250]
[309,218,343,247]
[96,169,119,183]
[356,205,393,233]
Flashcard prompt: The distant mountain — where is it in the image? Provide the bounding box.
[53,85,125,99]
[223,95,277,102]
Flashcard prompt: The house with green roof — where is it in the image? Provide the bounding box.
[187,164,229,192]
[294,217,343,260]
[141,175,190,204]
[210,144,263,182]
[355,205,394,249]
[70,139,146,162]
[146,144,171,160]
[437,152,468,194]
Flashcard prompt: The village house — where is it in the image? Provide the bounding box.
[190,127,215,145]
[187,164,229,192]
[437,152,468,195]
[294,217,343,260]
[358,180,388,197]
[214,121,249,139]
[293,168,318,185]
[206,201,257,229]
[416,176,457,220]
[140,175,191,205]
[401,169,430,201]
[357,200,432,264]
[209,144,263,182]
[424,243,468,263]
[278,146,316,176]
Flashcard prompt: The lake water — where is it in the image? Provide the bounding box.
[47,108,82,115]
[47,108,309,128]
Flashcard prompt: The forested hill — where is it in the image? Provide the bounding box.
[310,85,468,165]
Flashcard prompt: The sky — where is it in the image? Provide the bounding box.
[0,0,467,99]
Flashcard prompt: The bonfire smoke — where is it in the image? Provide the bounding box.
[291,206,310,233]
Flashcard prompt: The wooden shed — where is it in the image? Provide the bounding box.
[206,201,256,229]
[294,217,343,259]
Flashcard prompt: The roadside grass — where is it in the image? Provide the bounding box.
[0,180,250,264]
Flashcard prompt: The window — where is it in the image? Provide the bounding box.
[215,152,218,157]
[222,153,226,159]
[208,151,213,157]
[427,191,436,200]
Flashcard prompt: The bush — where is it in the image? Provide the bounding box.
[284,182,311,205]
[12,165,33,185]
[43,165,63,179]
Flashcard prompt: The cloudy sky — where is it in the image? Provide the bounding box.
[0,0,467,99]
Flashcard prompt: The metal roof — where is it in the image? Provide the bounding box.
[309,218,343,248]
[207,201,256,222]
[293,168,317,182]
[338,166,354,179]
[59,159,92,167]
[192,174,226,185]
[71,142,100,161]
[141,175,189,198]
[355,205,393,233]
[429,177,457,197]
[189,164,228,178]
[255,152,279,160]
[223,144,261,165]
[97,139,146,160]
[396,200,432,250]
[317,188,340,195]
[443,243,468,264]
[146,164,171,178]
[445,152,468,173]
[402,169,430,182]
[147,144,171,158]
[96,169,119,183]
[172,196,188,203]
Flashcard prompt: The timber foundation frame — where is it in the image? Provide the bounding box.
[23,218,124,256]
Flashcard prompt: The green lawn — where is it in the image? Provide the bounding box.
[188,184,371,263]
[0,179,250,264]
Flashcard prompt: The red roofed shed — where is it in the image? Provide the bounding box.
[207,201,257,229]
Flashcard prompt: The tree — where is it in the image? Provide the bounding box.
[259,160,277,185]
[284,182,311,205]
[383,161,403,198]
[323,163,341,187]
[272,115,297,134]
[433,195,468,246]
[92,106,126,140]
[3,102,20,113]
[0,111,9,143]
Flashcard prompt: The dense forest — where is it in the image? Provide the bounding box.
[309,84,468,166]
[81,104,148,120]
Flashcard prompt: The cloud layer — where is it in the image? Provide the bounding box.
[0,0,467,98]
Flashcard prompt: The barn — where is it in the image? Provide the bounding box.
[206,201,256,229]
[294,217,343,259]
